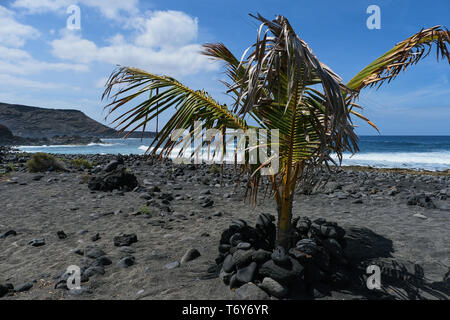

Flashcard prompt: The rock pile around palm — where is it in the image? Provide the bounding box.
[216,214,351,298]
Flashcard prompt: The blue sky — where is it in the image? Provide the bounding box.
[0,0,449,135]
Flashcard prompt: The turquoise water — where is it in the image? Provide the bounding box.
[16,136,450,171]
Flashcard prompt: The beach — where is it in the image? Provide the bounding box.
[1,151,449,300]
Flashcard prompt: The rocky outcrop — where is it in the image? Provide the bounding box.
[0,102,117,138]
[0,124,13,138]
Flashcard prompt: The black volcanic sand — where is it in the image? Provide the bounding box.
[0,151,449,300]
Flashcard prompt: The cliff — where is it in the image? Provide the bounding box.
[0,102,117,138]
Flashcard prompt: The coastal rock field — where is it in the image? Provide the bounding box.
[0,149,449,300]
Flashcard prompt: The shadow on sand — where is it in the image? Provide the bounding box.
[328,226,450,300]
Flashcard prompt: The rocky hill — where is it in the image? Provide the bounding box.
[0,102,117,138]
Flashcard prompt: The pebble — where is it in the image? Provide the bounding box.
[84,265,105,277]
[119,246,136,254]
[222,254,235,273]
[232,249,255,269]
[96,256,112,266]
[259,277,288,298]
[57,230,67,239]
[180,248,201,264]
[0,283,14,297]
[236,262,257,283]
[252,249,272,264]
[91,233,101,241]
[118,256,136,268]
[15,282,33,293]
[85,247,106,259]
[235,282,269,300]
[164,261,180,270]
[271,246,291,268]
[0,230,17,239]
[28,238,45,247]
[259,258,304,284]
[68,287,93,296]
[113,233,138,247]
[236,242,251,250]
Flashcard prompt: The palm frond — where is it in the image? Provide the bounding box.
[234,14,358,166]
[103,66,247,158]
[347,26,450,93]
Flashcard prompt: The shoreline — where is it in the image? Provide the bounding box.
[2,147,449,177]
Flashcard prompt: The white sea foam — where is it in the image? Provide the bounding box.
[337,152,450,171]
[87,142,118,147]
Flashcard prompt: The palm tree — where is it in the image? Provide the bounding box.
[102,14,449,249]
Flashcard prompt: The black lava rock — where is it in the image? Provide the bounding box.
[407,194,437,209]
[259,258,304,284]
[85,247,106,259]
[88,167,138,192]
[296,217,311,234]
[114,233,138,247]
[28,238,45,247]
[0,283,14,297]
[118,256,136,268]
[236,262,257,283]
[15,282,33,293]
[271,246,291,268]
[0,230,17,239]
[232,249,255,269]
[57,230,67,239]
[252,249,272,264]
[222,254,236,273]
[181,248,201,264]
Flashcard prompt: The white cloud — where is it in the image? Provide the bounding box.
[0,46,88,75]
[50,10,219,77]
[0,6,87,75]
[0,5,40,47]
[134,10,198,48]
[12,0,139,20]
[81,0,139,20]
[0,73,75,90]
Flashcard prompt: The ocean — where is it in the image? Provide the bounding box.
[16,136,450,171]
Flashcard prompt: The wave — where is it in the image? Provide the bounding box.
[18,144,89,149]
[339,152,450,165]
[18,143,120,149]
[87,142,119,147]
[336,152,450,171]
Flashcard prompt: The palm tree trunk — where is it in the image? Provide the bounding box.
[275,163,301,249]
[276,191,294,249]
[276,167,296,248]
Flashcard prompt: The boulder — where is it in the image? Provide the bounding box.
[88,167,138,192]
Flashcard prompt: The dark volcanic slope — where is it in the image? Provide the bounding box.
[0,102,117,138]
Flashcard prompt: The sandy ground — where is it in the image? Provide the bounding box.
[0,154,449,300]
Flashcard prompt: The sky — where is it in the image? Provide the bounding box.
[0,0,449,135]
